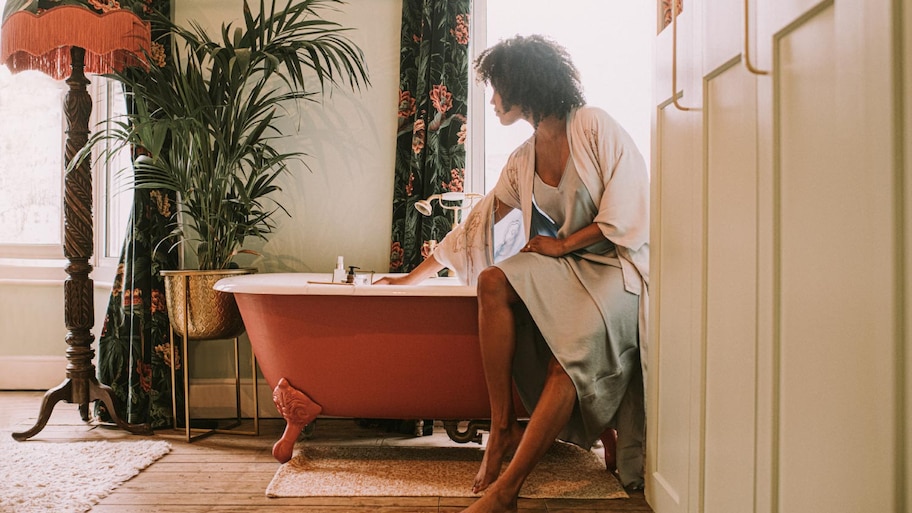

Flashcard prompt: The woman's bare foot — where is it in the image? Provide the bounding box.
[473,422,524,493]
[462,484,518,513]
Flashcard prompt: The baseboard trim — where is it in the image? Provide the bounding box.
[0,357,281,419]
[0,356,67,390]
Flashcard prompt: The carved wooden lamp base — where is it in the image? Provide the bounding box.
[9,46,152,440]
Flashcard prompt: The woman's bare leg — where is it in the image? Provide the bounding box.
[463,357,577,513]
[473,267,525,494]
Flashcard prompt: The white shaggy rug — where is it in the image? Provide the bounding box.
[0,440,171,513]
[267,442,627,499]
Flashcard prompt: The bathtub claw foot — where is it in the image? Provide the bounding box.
[272,378,323,463]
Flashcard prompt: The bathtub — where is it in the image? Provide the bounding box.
[213,272,523,463]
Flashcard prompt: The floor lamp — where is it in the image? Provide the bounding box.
[1,5,153,439]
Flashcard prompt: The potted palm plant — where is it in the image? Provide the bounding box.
[79,0,369,338]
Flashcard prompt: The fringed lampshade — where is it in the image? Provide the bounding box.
[1,5,149,79]
[1,3,153,440]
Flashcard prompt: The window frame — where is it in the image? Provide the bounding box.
[466,0,488,195]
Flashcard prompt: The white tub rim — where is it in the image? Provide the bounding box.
[214,272,476,297]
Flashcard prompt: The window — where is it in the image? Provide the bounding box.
[95,80,134,262]
[469,0,654,193]
[0,67,65,253]
[0,22,132,281]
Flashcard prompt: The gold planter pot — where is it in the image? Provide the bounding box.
[161,268,256,340]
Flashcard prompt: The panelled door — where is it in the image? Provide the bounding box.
[760,1,902,511]
[647,1,909,512]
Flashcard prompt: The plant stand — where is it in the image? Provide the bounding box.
[164,270,259,442]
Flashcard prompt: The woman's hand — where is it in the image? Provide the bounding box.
[374,275,414,285]
[522,223,608,257]
[520,235,566,257]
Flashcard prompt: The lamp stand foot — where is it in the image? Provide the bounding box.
[11,377,153,441]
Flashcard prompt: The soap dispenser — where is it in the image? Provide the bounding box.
[332,256,347,283]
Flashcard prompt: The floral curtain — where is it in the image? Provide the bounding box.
[90,0,180,429]
[389,0,470,272]
[96,187,179,429]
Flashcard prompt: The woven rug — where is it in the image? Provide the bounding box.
[0,440,171,513]
[267,442,627,499]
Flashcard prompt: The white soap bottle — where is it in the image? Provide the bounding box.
[332,256,347,283]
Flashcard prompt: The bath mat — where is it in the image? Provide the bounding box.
[266,442,627,499]
[0,439,171,513]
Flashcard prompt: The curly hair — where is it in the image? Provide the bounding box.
[474,34,585,126]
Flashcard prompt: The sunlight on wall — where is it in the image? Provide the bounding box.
[481,0,654,190]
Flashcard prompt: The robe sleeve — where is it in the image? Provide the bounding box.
[434,138,535,285]
[584,108,650,253]
[431,192,498,286]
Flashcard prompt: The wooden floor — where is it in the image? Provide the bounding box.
[1,391,653,512]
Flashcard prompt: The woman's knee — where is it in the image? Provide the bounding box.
[477,267,515,305]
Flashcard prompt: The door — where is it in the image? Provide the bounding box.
[762,1,901,511]
[648,0,909,512]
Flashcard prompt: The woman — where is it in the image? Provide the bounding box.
[381,35,649,512]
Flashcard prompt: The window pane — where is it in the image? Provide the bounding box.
[100,80,133,259]
[481,0,654,191]
[0,67,65,245]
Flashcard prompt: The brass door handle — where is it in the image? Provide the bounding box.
[672,1,700,111]
[743,0,770,75]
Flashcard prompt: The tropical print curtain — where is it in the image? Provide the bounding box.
[389,0,470,272]
[91,0,181,429]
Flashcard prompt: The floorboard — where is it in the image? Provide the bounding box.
[1,391,653,512]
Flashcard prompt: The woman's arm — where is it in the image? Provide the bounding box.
[378,195,513,286]
[521,222,605,257]
[374,254,446,285]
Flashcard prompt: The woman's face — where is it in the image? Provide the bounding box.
[491,89,523,126]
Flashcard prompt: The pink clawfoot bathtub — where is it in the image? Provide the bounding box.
[214,272,615,467]
[214,273,515,461]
